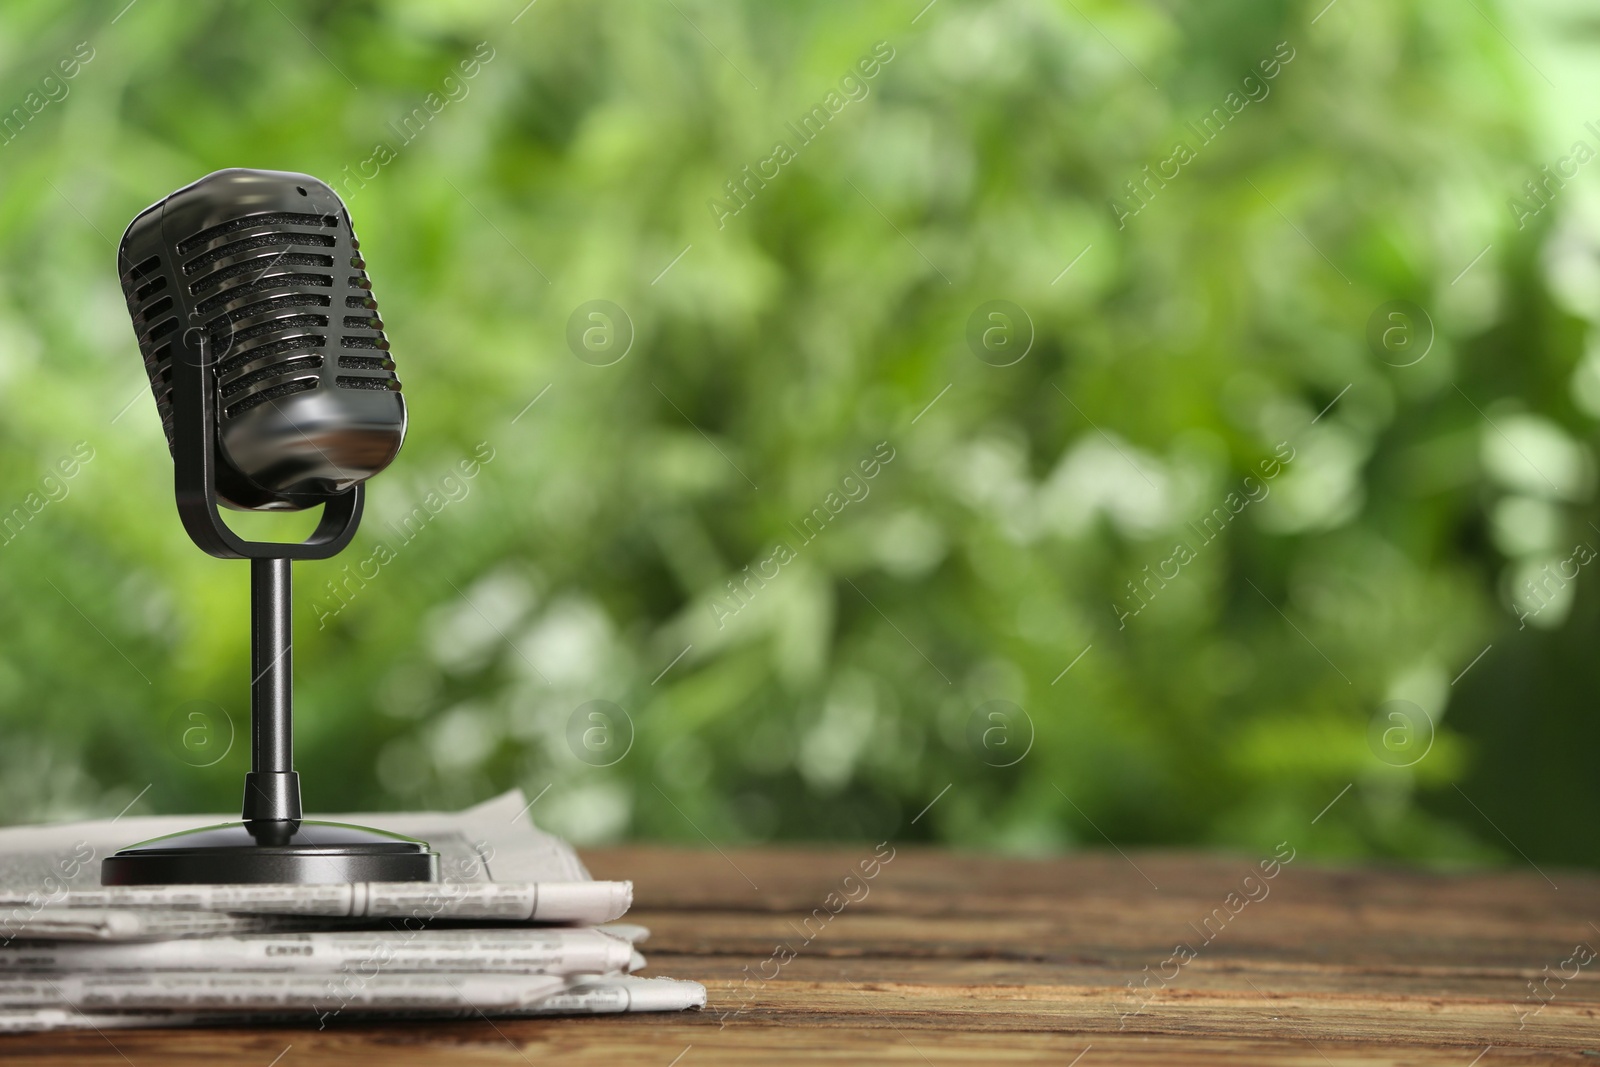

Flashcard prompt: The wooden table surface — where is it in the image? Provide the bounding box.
[1,844,1595,1065]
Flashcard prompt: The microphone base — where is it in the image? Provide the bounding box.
[100,820,439,885]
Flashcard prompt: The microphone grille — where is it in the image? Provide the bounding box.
[123,252,179,446]
[183,211,396,421]
[122,211,400,448]
[119,170,407,509]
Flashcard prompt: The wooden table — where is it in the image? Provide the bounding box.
[2,845,1595,1064]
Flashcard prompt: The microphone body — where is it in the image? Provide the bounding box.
[118,168,403,511]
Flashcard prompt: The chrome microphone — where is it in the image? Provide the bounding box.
[118,168,404,510]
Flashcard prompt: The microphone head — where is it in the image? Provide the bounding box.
[118,168,404,511]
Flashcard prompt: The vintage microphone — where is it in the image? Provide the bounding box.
[101,168,438,884]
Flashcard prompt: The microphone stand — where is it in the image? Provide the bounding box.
[100,343,437,885]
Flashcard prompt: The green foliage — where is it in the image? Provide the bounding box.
[0,0,1590,867]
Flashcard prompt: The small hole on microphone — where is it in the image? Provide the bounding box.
[296,186,307,195]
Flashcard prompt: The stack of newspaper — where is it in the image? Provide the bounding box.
[0,790,703,1032]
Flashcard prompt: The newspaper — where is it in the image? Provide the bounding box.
[0,976,708,1031]
[0,909,331,943]
[0,928,638,975]
[0,792,704,1031]
[1,881,632,926]
[0,971,579,1011]
[0,791,631,939]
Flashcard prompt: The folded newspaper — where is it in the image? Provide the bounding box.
[0,790,705,1032]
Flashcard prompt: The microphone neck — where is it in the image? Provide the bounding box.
[242,556,302,826]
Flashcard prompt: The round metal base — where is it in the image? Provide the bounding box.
[100,820,439,885]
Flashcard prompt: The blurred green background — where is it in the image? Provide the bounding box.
[0,0,1596,870]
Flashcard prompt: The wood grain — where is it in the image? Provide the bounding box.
[0,845,1592,1065]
